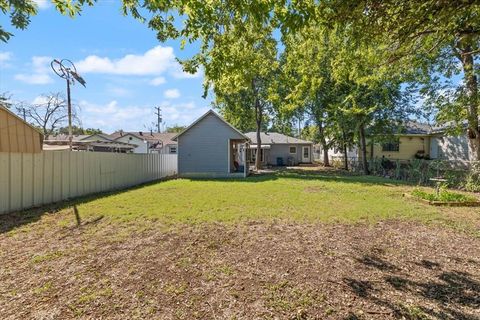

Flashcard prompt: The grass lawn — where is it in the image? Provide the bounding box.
[1,169,479,319]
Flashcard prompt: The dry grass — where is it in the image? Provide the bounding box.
[1,169,479,319]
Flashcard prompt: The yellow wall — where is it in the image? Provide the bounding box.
[366,135,430,160]
[0,107,43,153]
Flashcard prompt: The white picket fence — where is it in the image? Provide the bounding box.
[0,151,177,214]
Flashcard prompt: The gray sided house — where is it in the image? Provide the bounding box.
[173,110,249,178]
[429,124,472,162]
[245,132,313,166]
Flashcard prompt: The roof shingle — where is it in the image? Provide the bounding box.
[245,132,312,144]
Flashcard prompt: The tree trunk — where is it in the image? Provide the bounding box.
[359,123,369,175]
[319,135,330,166]
[322,144,329,167]
[459,44,480,160]
[254,97,263,171]
[316,119,330,166]
[342,129,349,171]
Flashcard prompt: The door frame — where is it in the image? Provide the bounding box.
[302,146,311,163]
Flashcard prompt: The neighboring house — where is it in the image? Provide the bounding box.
[109,131,178,154]
[44,133,137,152]
[146,133,177,154]
[429,125,472,162]
[314,143,359,163]
[361,121,472,162]
[0,105,43,153]
[245,132,313,166]
[173,110,249,178]
[366,122,432,161]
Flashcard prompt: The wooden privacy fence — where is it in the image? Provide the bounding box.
[0,151,177,214]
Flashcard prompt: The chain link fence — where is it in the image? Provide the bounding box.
[327,156,480,192]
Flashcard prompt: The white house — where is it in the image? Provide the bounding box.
[109,131,178,154]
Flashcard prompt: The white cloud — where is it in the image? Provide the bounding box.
[75,46,203,82]
[15,56,53,85]
[75,46,176,76]
[15,73,52,85]
[171,66,203,79]
[106,85,133,97]
[79,100,152,132]
[0,52,11,63]
[164,89,180,99]
[149,76,166,86]
[0,51,12,68]
[160,101,208,124]
[32,96,49,105]
[32,0,51,9]
[77,99,208,132]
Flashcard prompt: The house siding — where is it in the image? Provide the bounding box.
[265,144,312,165]
[366,136,430,160]
[115,135,148,153]
[430,134,470,161]
[0,107,43,153]
[178,113,245,177]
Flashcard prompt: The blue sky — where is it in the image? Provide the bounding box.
[0,0,212,133]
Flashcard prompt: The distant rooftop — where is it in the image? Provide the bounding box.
[401,121,432,135]
[109,131,177,145]
[245,132,312,144]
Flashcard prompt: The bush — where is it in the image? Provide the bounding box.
[464,162,480,192]
[412,188,477,202]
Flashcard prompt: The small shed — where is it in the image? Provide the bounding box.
[0,105,43,153]
[173,110,249,178]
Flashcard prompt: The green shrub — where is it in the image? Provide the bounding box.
[412,188,477,202]
[465,162,480,192]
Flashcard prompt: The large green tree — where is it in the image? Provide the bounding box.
[322,0,480,160]
[281,25,343,166]
[209,22,278,170]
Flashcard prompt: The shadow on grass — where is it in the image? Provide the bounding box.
[0,178,167,235]
[343,253,480,320]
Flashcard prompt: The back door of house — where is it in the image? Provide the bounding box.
[302,146,310,162]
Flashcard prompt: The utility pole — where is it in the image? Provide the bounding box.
[154,106,162,133]
[51,59,86,150]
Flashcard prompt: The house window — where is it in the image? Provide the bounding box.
[289,146,297,154]
[382,140,400,152]
[169,146,177,154]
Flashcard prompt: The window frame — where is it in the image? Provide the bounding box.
[289,146,297,154]
[382,140,400,152]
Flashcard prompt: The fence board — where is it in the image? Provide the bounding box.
[0,154,10,213]
[9,153,22,211]
[0,151,177,214]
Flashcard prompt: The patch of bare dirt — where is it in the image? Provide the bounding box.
[0,217,479,319]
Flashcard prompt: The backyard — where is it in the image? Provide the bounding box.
[0,169,479,319]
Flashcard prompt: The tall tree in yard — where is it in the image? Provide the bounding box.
[210,23,278,170]
[281,25,339,166]
[323,1,480,160]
